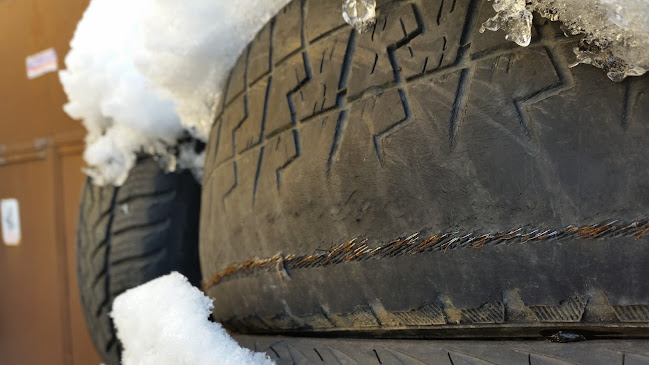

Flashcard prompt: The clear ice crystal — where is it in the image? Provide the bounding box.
[480,0,649,82]
[573,39,647,82]
[480,0,532,47]
[343,0,377,33]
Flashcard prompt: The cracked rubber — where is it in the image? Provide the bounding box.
[200,0,649,338]
[77,158,202,365]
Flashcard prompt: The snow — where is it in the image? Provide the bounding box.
[481,0,649,81]
[132,0,291,140]
[60,0,290,186]
[59,0,183,186]
[111,272,274,365]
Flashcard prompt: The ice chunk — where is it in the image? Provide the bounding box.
[343,0,377,33]
[480,0,532,46]
[480,0,649,81]
[111,272,274,365]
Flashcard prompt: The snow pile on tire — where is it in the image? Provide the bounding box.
[59,0,290,186]
[111,272,274,365]
[481,0,649,81]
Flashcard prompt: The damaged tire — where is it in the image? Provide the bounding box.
[200,0,649,340]
[77,157,202,365]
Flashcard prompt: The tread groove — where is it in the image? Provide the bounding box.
[448,66,474,150]
[110,245,167,269]
[116,189,176,207]
[338,30,357,91]
[276,130,301,191]
[253,147,265,204]
[327,110,349,174]
[111,218,170,238]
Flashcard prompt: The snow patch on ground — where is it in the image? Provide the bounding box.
[60,0,290,186]
[481,0,649,81]
[111,272,274,365]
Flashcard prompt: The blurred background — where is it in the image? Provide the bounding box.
[0,0,101,363]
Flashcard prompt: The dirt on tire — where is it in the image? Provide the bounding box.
[200,0,649,338]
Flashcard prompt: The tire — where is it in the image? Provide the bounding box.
[234,334,649,364]
[200,0,649,338]
[77,157,202,365]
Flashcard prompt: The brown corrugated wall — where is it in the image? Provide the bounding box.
[0,0,102,364]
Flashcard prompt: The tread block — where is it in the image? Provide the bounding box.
[248,22,272,85]
[257,129,301,194]
[347,3,420,97]
[338,306,380,328]
[391,304,446,326]
[273,0,303,64]
[339,88,408,164]
[215,95,247,165]
[295,31,352,121]
[395,0,470,78]
[306,0,346,41]
[614,305,649,322]
[529,296,588,323]
[211,161,237,206]
[235,80,269,154]
[224,147,263,208]
[225,48,248,104]
[460,301,505,324]
[266,53,309,135]
[455,46,561,153]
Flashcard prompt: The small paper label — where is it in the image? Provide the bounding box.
[26,48,58,79]
[1,199,21,246]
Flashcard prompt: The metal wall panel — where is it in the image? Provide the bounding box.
[0,0,87,143]
[0,136,101,365]
[0,0,103,363]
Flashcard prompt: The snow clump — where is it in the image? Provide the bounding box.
[111,272,274,365]
[59,0,183,186]
[60,0,290,186]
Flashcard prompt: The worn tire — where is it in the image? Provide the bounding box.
[77,158,202,365]
[200,0,649,338]
[235,334,649,364]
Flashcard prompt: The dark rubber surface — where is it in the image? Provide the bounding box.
[77,158,202,365]
[200,0,649,336]
[235,334,649,365]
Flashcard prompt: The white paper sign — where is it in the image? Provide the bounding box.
[26,48,58,79]
[1,199,21,246]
